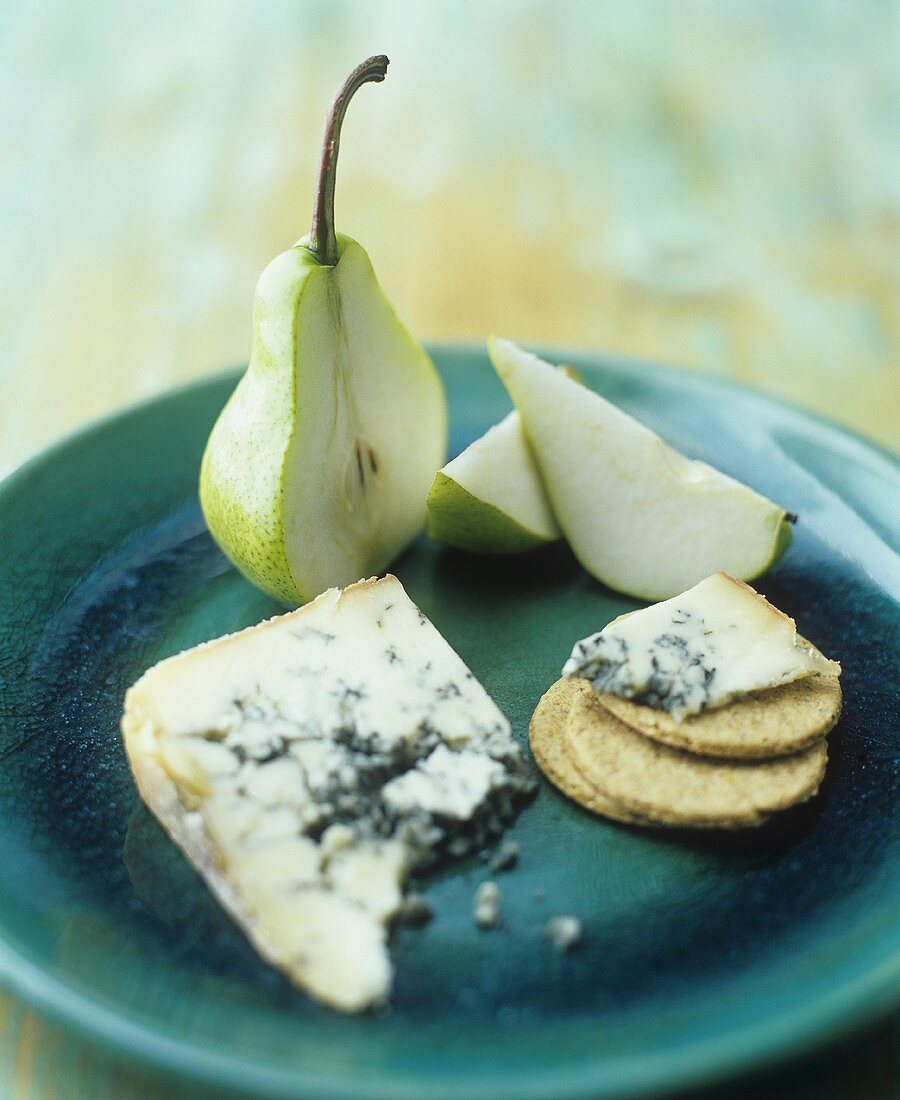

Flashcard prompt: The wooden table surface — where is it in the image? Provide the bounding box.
[1,2,897,1096]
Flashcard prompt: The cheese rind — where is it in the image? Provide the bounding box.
[562,573,840,721]
[122,575,533,1012]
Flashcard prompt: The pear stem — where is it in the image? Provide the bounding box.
[308,55,389,266]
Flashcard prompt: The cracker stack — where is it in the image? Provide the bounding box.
[530,659,842,830]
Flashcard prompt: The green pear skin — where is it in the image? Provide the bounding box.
[201,235,446,604]
[426,411,560,553]
[427,474,553,554]
[488,337,793,600]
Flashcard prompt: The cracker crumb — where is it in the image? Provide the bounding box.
[546,914,582,953]
[488,840,520,873]
[473,881,502,929]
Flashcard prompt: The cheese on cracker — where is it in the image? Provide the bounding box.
[563,573,840,721]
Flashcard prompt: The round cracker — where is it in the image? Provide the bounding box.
[565,690,827,829]
[601,673,842,759]
[529,679,648,825]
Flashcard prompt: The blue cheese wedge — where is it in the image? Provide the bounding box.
[121,575,532,1012]
[563,573,840,722]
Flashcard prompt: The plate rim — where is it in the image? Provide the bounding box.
[1,933,899,1100]
[0,344,898,1099]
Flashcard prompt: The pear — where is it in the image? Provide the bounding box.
[488,338,793,600]
[426,411,560,553]
[425,364,582,554]
[200,57,447,605]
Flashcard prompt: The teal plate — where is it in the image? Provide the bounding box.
[0,346,898,1100]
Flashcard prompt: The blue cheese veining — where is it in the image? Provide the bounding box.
[563,573,840,721]
[121,575,534,1012]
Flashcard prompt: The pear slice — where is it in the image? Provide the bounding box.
[200,57,447,605]
[489,337,794,600]
[425,365,581,554]
[426,411,560,553]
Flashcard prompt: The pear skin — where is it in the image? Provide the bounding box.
[426,473,553,554]
[426,410,559,554]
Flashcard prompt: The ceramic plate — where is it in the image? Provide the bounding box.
[0,346,898,1100]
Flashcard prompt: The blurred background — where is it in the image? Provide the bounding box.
[0,1,898,1096]
[1,0,898,482]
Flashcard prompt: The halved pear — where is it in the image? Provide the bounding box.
[200,58,447,605]
[426,411,560,553]
[488,337,793,601]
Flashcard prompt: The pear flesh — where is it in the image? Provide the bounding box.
[489,338,792,600]
[426,411,560,553]
[201,235,446,604]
